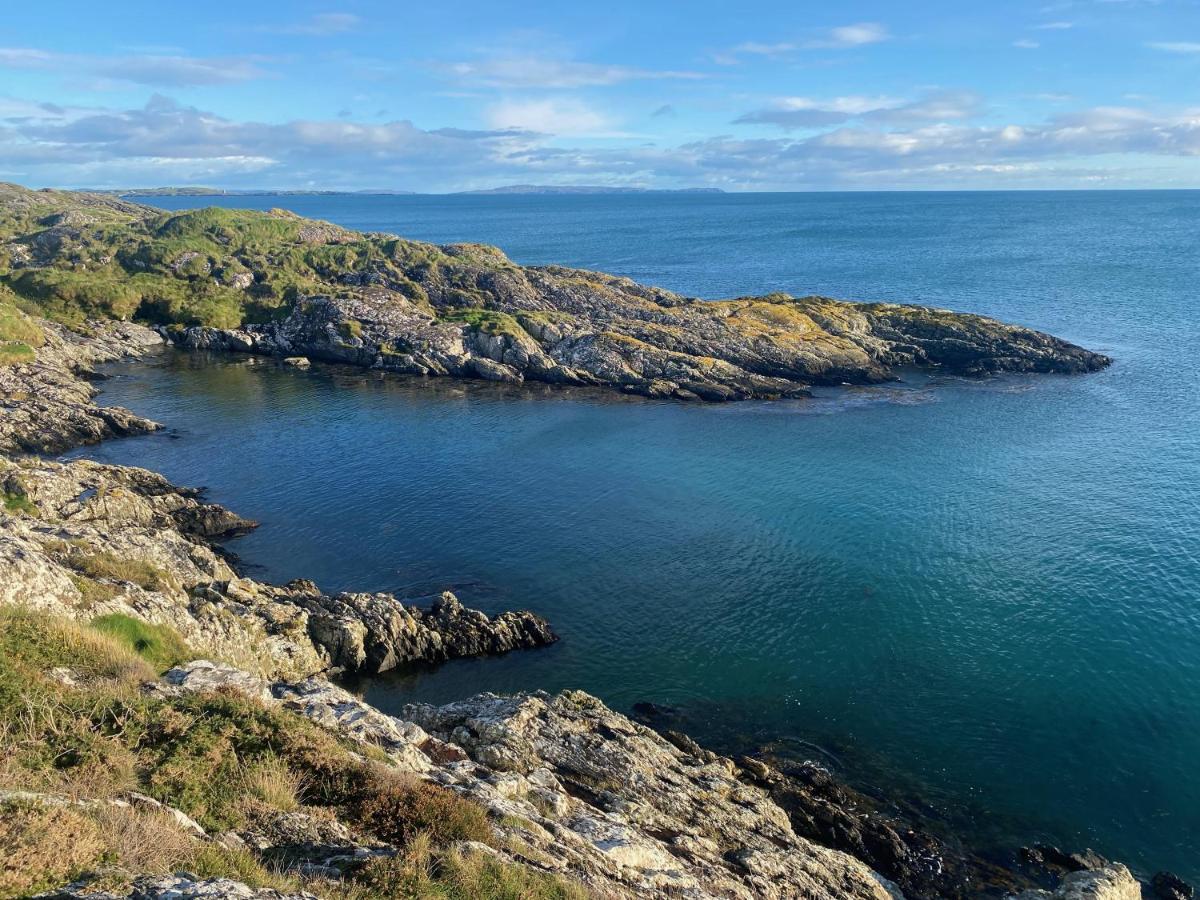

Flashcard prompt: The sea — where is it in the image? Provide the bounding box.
[74,190,1200,879]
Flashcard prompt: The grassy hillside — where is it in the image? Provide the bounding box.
[0,607,586,899]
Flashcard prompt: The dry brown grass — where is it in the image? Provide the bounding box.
[0,802,106,898]
[91,805,201,875]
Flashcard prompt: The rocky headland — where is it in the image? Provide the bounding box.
[0,184,1166,900]
[0,182,1108,403]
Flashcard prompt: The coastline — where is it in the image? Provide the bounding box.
[0,321,1169,900]
[0,184,1179,898]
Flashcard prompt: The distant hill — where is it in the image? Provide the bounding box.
[112,188,418,198]
[100,185,720,199]
[454,185,725,195]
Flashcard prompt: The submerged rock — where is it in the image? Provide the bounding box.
[1153,871,1196,900]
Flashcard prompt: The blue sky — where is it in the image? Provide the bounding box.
[1,0,1198,190]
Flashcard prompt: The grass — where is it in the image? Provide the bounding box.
[0,342,35,367]
[440,308,527,340]
[90,614,191,672]
[67,549,172,592]
[0,297,44,346]
[0,608,592,899]
[2,491,37,516]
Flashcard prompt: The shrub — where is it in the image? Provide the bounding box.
[350,768,492,848]
[1,491,37,515]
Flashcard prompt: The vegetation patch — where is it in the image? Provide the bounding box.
[0,608,592,898]
[90,614,191,672]
[66,548,172,592]
[1,491,37,516]
[0,341,35,367]
[441,307,526,339]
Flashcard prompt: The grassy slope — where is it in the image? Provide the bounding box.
[0,608,587,899]
[0,184,506,333]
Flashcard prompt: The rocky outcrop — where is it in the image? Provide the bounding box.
[0,455,555,680]
[0,320,163,454]
[1013,865,1142,900]
[0,182,1109,404]
[159,660,902,900]
[170,286,1110,402]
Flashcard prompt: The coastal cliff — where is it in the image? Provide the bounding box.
[0,184,1157,900]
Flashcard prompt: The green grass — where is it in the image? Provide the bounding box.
[1,492,37,515]
[0,342,35,367]
[440,308,526,339]
[0,297,44,346]
[90,614,191,672]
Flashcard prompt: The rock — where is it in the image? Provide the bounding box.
[163,660,276,705]
[403,689,900,899]
[1154,872,1196,900]
[37,874,319,900]
[299,589,556,674]
[282,356,310,368]
[0,456,556,681]
[1013,864,1142,900]
[0,320,164,455]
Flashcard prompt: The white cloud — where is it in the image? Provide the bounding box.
[735,91,983,129]
[1036,20,1076,29]
[485,99,613,136]
[1014,39,1042,48]
[717,22,891,63]
[811,22,892,47]
[445,56,703,89]
[1147,41,1200,53]
[0,46,266,86]
[3,94,1199,191]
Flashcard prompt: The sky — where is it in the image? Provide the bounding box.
[1,0,1198,191]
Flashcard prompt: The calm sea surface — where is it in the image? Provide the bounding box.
[77,192,1200,878]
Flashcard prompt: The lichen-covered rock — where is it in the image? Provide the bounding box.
[0,456,555,680]
[0,320,163,454]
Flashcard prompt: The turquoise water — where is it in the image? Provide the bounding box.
[82,192,1200,879]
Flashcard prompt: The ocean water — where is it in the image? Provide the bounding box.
[78,191,1200,879]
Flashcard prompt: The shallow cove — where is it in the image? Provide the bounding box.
[80,190,1200,880]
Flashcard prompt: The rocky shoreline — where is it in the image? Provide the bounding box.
[0,185,1177,900]
[0,321,1178,900]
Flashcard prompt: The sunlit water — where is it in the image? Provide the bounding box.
[77,191,1200,878]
